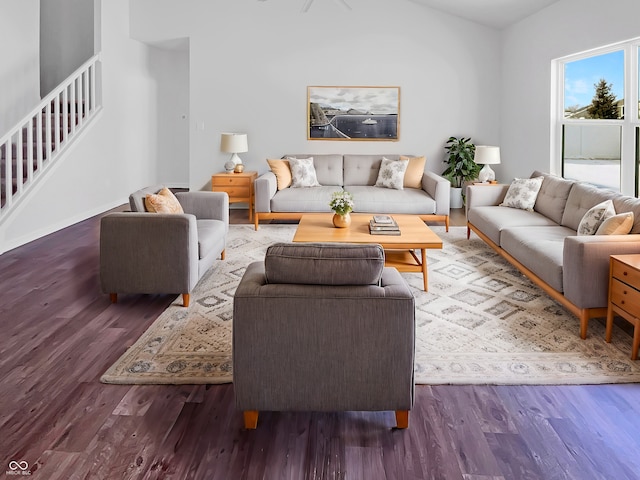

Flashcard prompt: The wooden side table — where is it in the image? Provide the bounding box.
[211,171,257,221]
[606,254,640,360]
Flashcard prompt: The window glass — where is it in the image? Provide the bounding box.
[563,124,621,191]
[564,50,624,119]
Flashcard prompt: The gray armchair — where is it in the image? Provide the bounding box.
[232,243,415,429]
[100,185,228,307]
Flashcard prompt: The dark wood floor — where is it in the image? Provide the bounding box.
[1,207,639,480]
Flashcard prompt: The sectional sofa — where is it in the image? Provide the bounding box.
[466,171,640,339]
[253,154,451,230]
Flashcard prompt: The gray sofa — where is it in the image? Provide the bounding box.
[466,171,640,339]
[233,242,415,429]
[254,154,451,230]
[100,185,228,307]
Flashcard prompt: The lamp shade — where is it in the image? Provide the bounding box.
[220,133,248,154]
[474,145,501,165]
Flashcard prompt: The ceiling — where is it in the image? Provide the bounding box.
[408,0,562,29]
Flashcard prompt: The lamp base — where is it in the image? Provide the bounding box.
[229,153,243,165]
[478,164,496,183]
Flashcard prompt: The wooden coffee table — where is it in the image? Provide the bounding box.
[292,213,443,291]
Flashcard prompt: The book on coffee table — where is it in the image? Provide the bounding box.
[372,215,394,224]
[369,226,401,235]
[370,218,399,230]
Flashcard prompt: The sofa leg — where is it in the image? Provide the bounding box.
[467,225,471,239]
[395,410,409,429]
[580,310,589,339]
[221,249,226,260]
[445,216,450,232]
[244,410,259,429]
[183,293,190,307]
[109,293,117,303]
[254,213,260,231]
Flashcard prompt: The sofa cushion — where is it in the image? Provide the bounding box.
[577,200,615,235]
[596,211,634,235]
[612,195,640,234]
[271,186,338,212]
[467,205,558,246]
[196,219,227,259]
[501,226,575,292]
[284,154,343,186]
[375,157,409,190]
[267,159,292,190]
[145,187,184,214]
[343,155,399,186]
[500,176,544,211]
[401,155,426,189]
[345,185,436,214]
[532,172,575,224]
[289,157,321,188]
[561,182,619,231]
[264,243,384,286]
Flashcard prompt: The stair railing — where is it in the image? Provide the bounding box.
[0,53,102,219]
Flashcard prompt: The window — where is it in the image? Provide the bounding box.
[554,39,640,195]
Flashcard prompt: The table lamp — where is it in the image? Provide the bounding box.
[474,146,500,183]
[220,133,248,170]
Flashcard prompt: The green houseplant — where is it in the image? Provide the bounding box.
[442,136,480,208]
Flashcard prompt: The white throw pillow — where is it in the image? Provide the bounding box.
[288,157,320,188]
[595,211,633,235]
[375,157,409,190]
[500,176,544,211]
[577,200,616,235]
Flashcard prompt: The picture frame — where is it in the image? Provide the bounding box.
[307,86,400,141]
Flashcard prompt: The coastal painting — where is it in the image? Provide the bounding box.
[308,86,400,141]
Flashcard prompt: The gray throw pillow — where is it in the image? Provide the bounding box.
[577,199,616,235]
[375,157,409,190]
[288,157,320,188]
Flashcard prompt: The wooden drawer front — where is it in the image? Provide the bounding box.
[612,259,640,288]
[212,176,249,187]
[610,278,640,314]
[214,186,250,199]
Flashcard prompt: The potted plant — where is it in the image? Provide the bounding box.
[442,136,480,208]
[329,190,354,228]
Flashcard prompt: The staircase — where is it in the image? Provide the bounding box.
[0,54,102,220]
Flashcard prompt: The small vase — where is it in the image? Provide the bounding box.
[332,212,351,228]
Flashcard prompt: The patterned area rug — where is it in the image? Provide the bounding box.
[100,225,640,385]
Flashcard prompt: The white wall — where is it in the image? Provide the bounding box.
[129,0,502,190]
[500,0,640,183]
[40,0,95,96]
[0,0,160,253]
[0,0,40,136]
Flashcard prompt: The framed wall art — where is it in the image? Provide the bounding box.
[307,86,400,141]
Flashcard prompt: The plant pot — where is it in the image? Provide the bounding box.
[450,187,463,209]
[332,212,351,228]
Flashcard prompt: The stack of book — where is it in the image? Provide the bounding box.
[369,215,401,235]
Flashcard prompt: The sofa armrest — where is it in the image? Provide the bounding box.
[563,235,640,309]
[466,184,509,220]
[255,172,277,213]
[422,171,450,216]
[100,212,199,294]
[175,191,229,227]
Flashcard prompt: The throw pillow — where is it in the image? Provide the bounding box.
[500,176,544,211]
[596,211,633,235]
[375,157,409,190]
[266,158,292,190]
[288,157,321,188]
[400,155,426,189]
[144,187,184,214]
[577,200,616,235]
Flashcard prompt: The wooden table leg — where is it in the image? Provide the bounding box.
[421,248,428,291]
[605,307,614,343]
[632,323,639,360]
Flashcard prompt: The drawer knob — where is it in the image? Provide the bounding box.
[624,271,628,276]
[621,300,625,305]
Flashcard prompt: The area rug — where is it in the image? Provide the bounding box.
[100,225,640,385]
